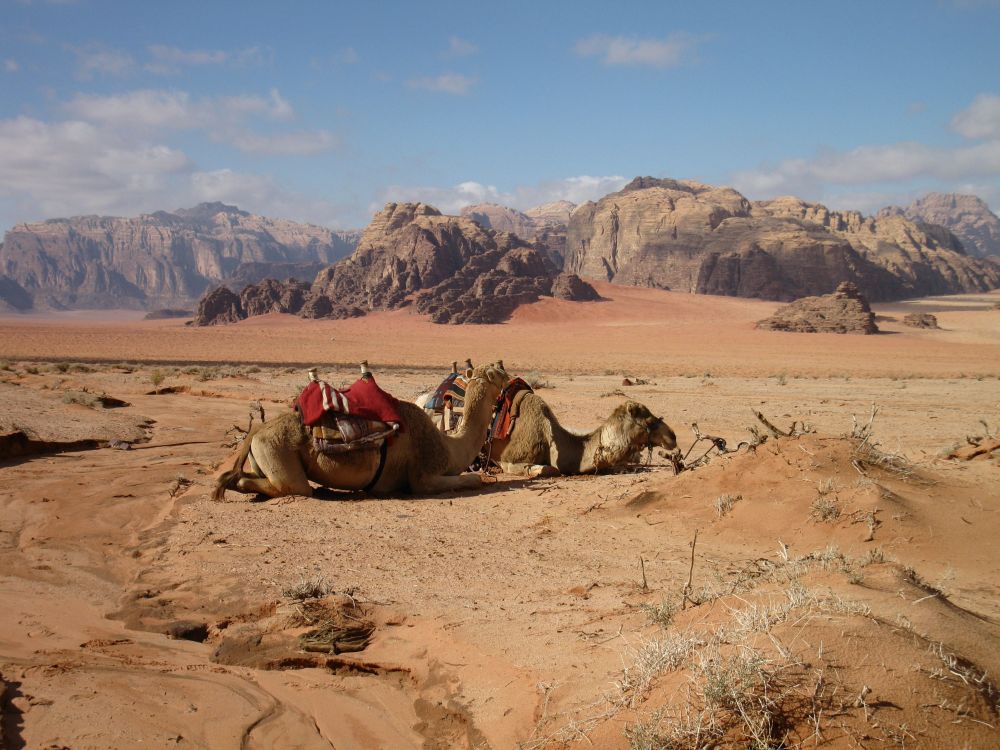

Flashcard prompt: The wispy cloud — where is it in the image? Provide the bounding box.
[62,88,326,155]
[407,73,477,95]
[950,93,1000,140]
[446,36,478,57]
[574,32,703,69]
[68,43,135,79]
[3,59,19,73]
[377,175,628,215]
[729,93,1000,212]
[144,44,268,75]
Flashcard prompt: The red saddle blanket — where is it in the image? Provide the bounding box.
[296,375,404,428]
[489,377,533,441]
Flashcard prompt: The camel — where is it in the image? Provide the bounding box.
[213,363,509,499]
[486,395,677,477]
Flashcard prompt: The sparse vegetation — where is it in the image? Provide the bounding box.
[149,369,166,393]
[810,495,840,522]
[283,577,335,601]
[524,370,553,389]
[714,493,742,517]
[640,599,677,629]
[61,390,100,408]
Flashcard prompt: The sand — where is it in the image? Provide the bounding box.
[1,284,999,748]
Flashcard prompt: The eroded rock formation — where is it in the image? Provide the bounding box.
[756,282,879,334]
[564,178,1000,301]
[194,202,599,325]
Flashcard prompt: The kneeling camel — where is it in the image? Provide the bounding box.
[213,363,508,499]
[489,396,677,476]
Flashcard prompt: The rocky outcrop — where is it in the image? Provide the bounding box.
[192,287,243,327]
[902,313,940,329]
[756,282,879,334]
[880,193,1000,259]
[564,178,1000,302]
[194,202,598,326]
[461,203,538,239]
[551,273,602,301]
[0,203,358,310]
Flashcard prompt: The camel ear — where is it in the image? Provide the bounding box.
[465,368,474,378]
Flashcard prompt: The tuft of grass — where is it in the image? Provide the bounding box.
[714,493,742,517]
[62,390,100,408]
[811,495,840,522]
[283,577,334,601]
[524,371,554,389]
[640,599,677,629]
[54,362,70,373]
[149,369,166,392]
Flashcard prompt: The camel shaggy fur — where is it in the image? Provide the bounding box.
[488,396,676,477]
[213,364,508,499]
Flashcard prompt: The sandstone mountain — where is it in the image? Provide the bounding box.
[194,202,599,326]
[879,193,1000,259]
[0,203,358,311]
[564,177,1000,301]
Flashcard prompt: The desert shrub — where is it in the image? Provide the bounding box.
[524,371,553,389]
[283,577,334,601]
[62,390,100,408]
[149,369,166,392]
[54,362,70,373]
[641,599,677,629]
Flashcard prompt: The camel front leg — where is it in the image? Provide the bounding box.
[501,461,561,478]
[233,475,301,498]
[410,471,482,495]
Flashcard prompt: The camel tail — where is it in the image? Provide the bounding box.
[212,425,260,501]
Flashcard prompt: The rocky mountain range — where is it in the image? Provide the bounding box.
[193,202,599,326]
[879,193,1000,259]
[461,200,575,265]
[0,203,358,311]
[564,178,1000,302]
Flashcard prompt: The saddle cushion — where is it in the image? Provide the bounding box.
[425,373,468,412]
[296,374,404,428]
[489,377,533,441]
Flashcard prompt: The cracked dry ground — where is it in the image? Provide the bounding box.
[1,349,999,746]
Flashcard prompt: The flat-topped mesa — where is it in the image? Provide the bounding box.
[565,176,1000,301]
[756,282,879,334]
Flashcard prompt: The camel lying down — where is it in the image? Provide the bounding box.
[213,364,508,499]
[489,396,677,477]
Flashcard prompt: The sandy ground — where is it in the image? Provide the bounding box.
[1,285,999,749]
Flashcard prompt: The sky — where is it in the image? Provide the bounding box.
[1,0,999,233]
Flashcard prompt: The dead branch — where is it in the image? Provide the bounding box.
[681,529,699,609]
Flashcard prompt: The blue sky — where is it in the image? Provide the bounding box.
[1,0,999,232]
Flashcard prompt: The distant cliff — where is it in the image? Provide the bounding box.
[563,177,1000,301]
[879,193,1000,259]
[0,202,358,310]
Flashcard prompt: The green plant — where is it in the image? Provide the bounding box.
[641,599,677,629]
[149,369,166,393]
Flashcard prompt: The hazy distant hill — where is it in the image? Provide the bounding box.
[0,202,358,311]
[879,193,1000,259]
[563,177,1000,301]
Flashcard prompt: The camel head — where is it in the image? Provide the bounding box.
[465,362,510,403]
[617,400,677,451]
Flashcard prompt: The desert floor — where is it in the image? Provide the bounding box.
[1,284,999,749]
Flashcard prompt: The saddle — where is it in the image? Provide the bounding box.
[296,374,403,456]
[488,377,533,441]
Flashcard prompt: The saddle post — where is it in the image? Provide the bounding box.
[360,360,372,380]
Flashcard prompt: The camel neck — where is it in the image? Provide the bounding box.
[443,376,497,473]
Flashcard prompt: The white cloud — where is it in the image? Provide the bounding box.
[377,175,629,215]
[951,93,1000,140]
[730,93,1000,213]
[407,73,477,95]
[0,116,190,218]
[62,88,329,156]
[69,43,134,79]
[446,36,478,57]
[4,59,19,73]
[574,33,702,69]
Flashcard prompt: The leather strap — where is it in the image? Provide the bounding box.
[363,439,389,492]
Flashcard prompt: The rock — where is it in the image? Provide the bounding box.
[239,278,310,317]
[565,177,1000,302]
[222,261,330,291]
[881,193,1000,259]
[756,282,879,334]
[551,273,601,301]
[193,287,243,326]
[163,620,209,643]
[902,313,940,329]
[0,203,358,310]
[0,275,33,311]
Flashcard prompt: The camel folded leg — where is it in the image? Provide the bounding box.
[501,461,561,478]
[246,438,313,498]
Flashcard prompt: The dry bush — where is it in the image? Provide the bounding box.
[283,577,335,601]
[641,599,677,629]
[714,493,742,517]
[62,390,100,408]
